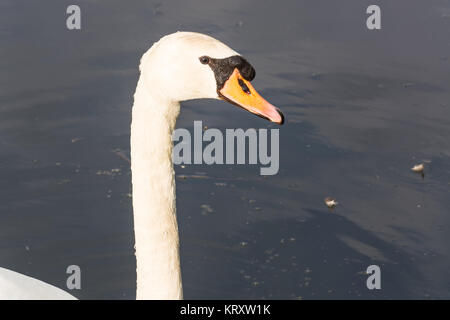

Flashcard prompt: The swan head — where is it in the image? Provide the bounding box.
[140,32,284,124]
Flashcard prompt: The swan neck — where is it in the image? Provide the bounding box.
[130,76,182,299]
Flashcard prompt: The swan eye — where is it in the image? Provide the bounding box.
[199,56,210,64]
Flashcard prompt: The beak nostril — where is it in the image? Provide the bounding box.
[238,78,251,94]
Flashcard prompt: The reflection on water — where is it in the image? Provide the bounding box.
[1,0,450,299]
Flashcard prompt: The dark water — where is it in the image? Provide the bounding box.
[1,0,450,299]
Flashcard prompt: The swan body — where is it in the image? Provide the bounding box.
[0,31,283,300]
[0,267,76,300]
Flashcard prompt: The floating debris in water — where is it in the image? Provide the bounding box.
[56,179,71,185]
[214,182,227,187]
[403,82,414,88]
[309,72,323,80]
[177,174,209,180]
[324,197,338,209]
[113,149,131,164]
[411,163,425,179]
[200,204,213,215]
[96,169,121,176]
[152,3,163,16]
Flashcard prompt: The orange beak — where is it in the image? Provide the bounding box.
[219,69,284,125]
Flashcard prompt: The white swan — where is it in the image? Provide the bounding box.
[0,32,283,300]
[0,267,76,300]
